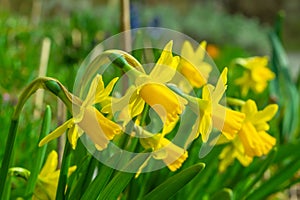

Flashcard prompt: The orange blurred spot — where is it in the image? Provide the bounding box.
[207,44,220,59]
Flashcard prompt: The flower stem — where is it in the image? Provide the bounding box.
[226,97,245,107]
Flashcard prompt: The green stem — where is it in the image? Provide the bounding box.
[0,77,75,198]
[140,104,150,126]
[107,52,143,76]
[0,119,18,197]
[226,97,245,107]
[56,140,72,200]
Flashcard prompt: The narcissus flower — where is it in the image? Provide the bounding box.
[178,41,212,89]
[218,136,253,172]
[39,75,122,150]
[33,150,76,200]
[238,99,278,157]
[190,68,245,142]
[234,56,275,96]
[105,41,187,129]
[137,128,188,175]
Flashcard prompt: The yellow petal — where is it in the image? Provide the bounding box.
[39,119,74,147]
[195,41,207,61]
[202,84,213,102]
[179,41,212,88]
[241,100,258,118]
[39,150,58,177]
[95,77,119,104]
[78,106,121,151]
[181,41,195,60]
[68,124,80,150]
[212,67,228,103]
[84,74,104,106]
[131,95,145,119]
[254,104,278,123]
[68,165,77,176]
[198,112,213,142]
[150,41,180,83]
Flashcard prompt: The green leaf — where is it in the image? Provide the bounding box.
[80,153,122,200]
[67,155,93,200]
[143,163,205,200]
[274,140,300,163]
[269,31,300,141]
[211,188,233,200]
[235,149,276,199]
[247,157,300,200]
[97,153,150,200]
[25,105,51,197]
[56,140,72,200]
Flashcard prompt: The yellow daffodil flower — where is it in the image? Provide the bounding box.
[39,75,122,150]
[237,99,278,157]
[191,68,245,142]
[218,136,253,172]
[33,150,76,200]
[234,56,275,96]
[136,128,188,176]
[140,134,188,171]
[105,41,187,130]
[178,41,212,90]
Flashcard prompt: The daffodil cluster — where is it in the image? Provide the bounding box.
[39,40,278,175]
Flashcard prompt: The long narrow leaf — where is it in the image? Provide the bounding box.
[97,153,149,200]
[24,105,51,197]
[211,188,233,200]
[81,153,122,200]
[247,157,300,200]
[143,163,205,200]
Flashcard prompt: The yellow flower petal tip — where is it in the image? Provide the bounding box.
[164,40,173,51]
